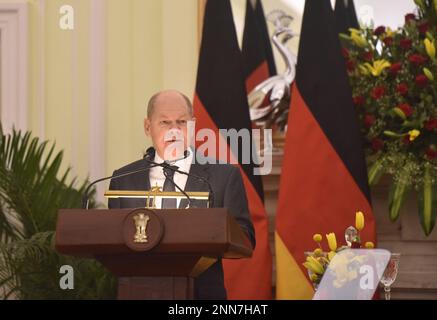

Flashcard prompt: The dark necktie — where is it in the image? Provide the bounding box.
[161,165,178,208]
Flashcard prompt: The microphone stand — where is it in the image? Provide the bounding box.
[161,165,193,208]
[83,148,214,209]
[82,162,163,209]
[143,151,215,208]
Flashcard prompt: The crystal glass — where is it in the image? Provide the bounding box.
[380,253,400,300]
[344,226,358,247]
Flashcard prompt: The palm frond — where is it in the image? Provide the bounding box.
[0,126,112,300]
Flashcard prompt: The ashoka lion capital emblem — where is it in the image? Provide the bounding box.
[133,213,150,243]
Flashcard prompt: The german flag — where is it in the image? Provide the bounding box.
[335,0,359,34]
[275,0,376,299]
[242,0,276,93]
[194,0,272,299]
[253,0,276,77]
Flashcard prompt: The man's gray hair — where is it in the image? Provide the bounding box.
[146,91,193,118]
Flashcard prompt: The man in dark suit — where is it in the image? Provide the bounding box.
[108,90,255,300]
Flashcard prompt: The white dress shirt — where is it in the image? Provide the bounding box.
[149,149,193,209]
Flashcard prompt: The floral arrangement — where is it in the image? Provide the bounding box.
[303,211,375,289]
[339,0,437,236]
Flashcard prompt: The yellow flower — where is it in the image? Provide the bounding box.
[303,256,325,275]
[314,248,323,255]
[358,64,370,76]
[424,38,436,59]
[328,251,336,261]
[408,129,420,141]
[364,60,391,77]
[423,67,434,81]
[313,234,322,243]
[385,27,396,38]
[326,233,337,251]
[355,211,365,231]
[349,28,368,48]
[365,242,375,249]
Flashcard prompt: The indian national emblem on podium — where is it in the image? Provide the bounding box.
[133,213,150,243]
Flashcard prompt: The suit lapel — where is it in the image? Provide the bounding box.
[130,161,211,209]
[179,162,210,209]
[133,160,151,191]
[124,160,151,207]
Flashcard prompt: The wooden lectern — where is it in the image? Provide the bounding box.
[55,208,253,300]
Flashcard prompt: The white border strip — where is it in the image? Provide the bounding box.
[89,0,106,204]
[0,1,28,133]
[37,0,45,139]
[71,0,78,178]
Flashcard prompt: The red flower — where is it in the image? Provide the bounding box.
[371,86,386,100]
[416,74,429,88]
[424,118,437,130]
[403,135,412,145]
[364,114,375,128]
[425,147,437,160]
[418,21,429,34]
[389,62,402,75]
[362,51,373,61]
[346,59,355,72]
[405,13,416,23]
[409,54,427,66]
[398,103,413,117]
[400,38,413,50]
[371,138,384,151]
[374,26,386,36]
[342,47,349,58]
[396,83,409,96]
[353,95,365,106]
[383,37,394,46]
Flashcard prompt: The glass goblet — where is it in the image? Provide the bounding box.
[380,253,400,300]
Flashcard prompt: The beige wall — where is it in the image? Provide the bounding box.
[0,0,198,202]
[0,0,299,201]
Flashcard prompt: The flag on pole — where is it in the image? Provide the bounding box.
[194,0,272,299]
[335,0,360,34]
[275,0,376,300]
[242,0,276,93]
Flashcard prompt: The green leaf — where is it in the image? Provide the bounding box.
[393,107,407,120]
[368,158,385,185]
[414,0,425,10]
[388,175,410,221]
[418,163,437,236]
[339,33,351,41]
[383,130,403,138]
[0,127,115,299]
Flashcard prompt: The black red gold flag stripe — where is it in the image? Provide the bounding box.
[275,0,376,299]
[194,0,272,299]
[242,0,276,93]
[335,0,360,34]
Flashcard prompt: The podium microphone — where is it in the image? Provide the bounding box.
[143,147,215,208]
[144,147,193,208]
[82,152,164,209]
[82,147,215,210]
